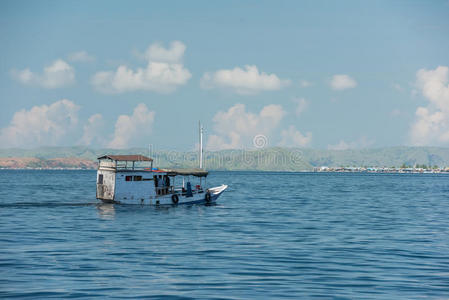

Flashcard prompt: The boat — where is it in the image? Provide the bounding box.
[95,123,228,205]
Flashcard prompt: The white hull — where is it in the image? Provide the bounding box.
[100,184,228,206]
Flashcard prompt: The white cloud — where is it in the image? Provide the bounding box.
[207,103,285,150]
[12,59,75,88]
[92,63,191,93]
[145,41,186,63]
[330,74,357,91]
[328,137,374,150]
[416,66,449,111]
[293,97,308,116]
[299,80,312,88]
[279,125,312,147]
[201,65,291,95]
[409,66,449,146]
[108,104,155,149]
[92,41,191,94]
[79,114,105,146]
[68,51,95,62]
[0,99,79,148]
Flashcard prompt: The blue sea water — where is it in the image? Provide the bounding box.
[0,170,449,299]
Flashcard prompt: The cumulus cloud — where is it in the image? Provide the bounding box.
[409,66,449,145]
[79,114,105,146]
[201,65,290,95]
[279,125,312,147]
[330,74,357,90]
[144,41,186,63]
[11,59,75,88]
[207,104,285,150]
[293,97,308,116]
[327,137,374,150]
[92,41,191,94]
[0,99,79,148]
[108,104,155,149]
[68,51,95,62]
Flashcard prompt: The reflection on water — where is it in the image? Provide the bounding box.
[96,203,115,220]
[94,201,219,220]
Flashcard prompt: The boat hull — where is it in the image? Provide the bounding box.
[99,184,228,206]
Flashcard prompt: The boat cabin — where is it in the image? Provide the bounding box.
[96,154,208,204]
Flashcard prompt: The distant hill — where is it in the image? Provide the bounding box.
[299,147,449,168]
[1,146,449,171]
[0,157,96,169]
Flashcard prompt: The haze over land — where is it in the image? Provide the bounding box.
[1,146,449,171]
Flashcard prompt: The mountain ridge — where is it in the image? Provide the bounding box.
[1,146,449,171]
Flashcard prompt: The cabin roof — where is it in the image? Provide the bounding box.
[97,154,153,162]
[161,168,208,177]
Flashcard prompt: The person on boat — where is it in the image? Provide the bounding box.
[158,175,165,195]
[186,181,193,197]
[164,175,170,194]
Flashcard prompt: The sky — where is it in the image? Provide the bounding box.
[1,0,449,151]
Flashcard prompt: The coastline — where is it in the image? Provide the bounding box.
[2,167,449,174]
[2,146,449,172]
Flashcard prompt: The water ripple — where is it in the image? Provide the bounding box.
[1,170,449,299]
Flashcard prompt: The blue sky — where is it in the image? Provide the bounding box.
[1,0,449,150]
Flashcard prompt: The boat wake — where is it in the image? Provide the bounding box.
[0,202,98,208]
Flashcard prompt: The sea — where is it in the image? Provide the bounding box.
[0,170,448,299]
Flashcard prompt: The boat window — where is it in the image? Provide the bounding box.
[134,175,142,181]
[98,174,103,184]
[125,176,132,181]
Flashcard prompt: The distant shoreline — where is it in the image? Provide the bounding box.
[314,167,449,174]
[2,167,449,174]
[1,146,449,172]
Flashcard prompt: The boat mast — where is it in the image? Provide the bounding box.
[199,121,203,169]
